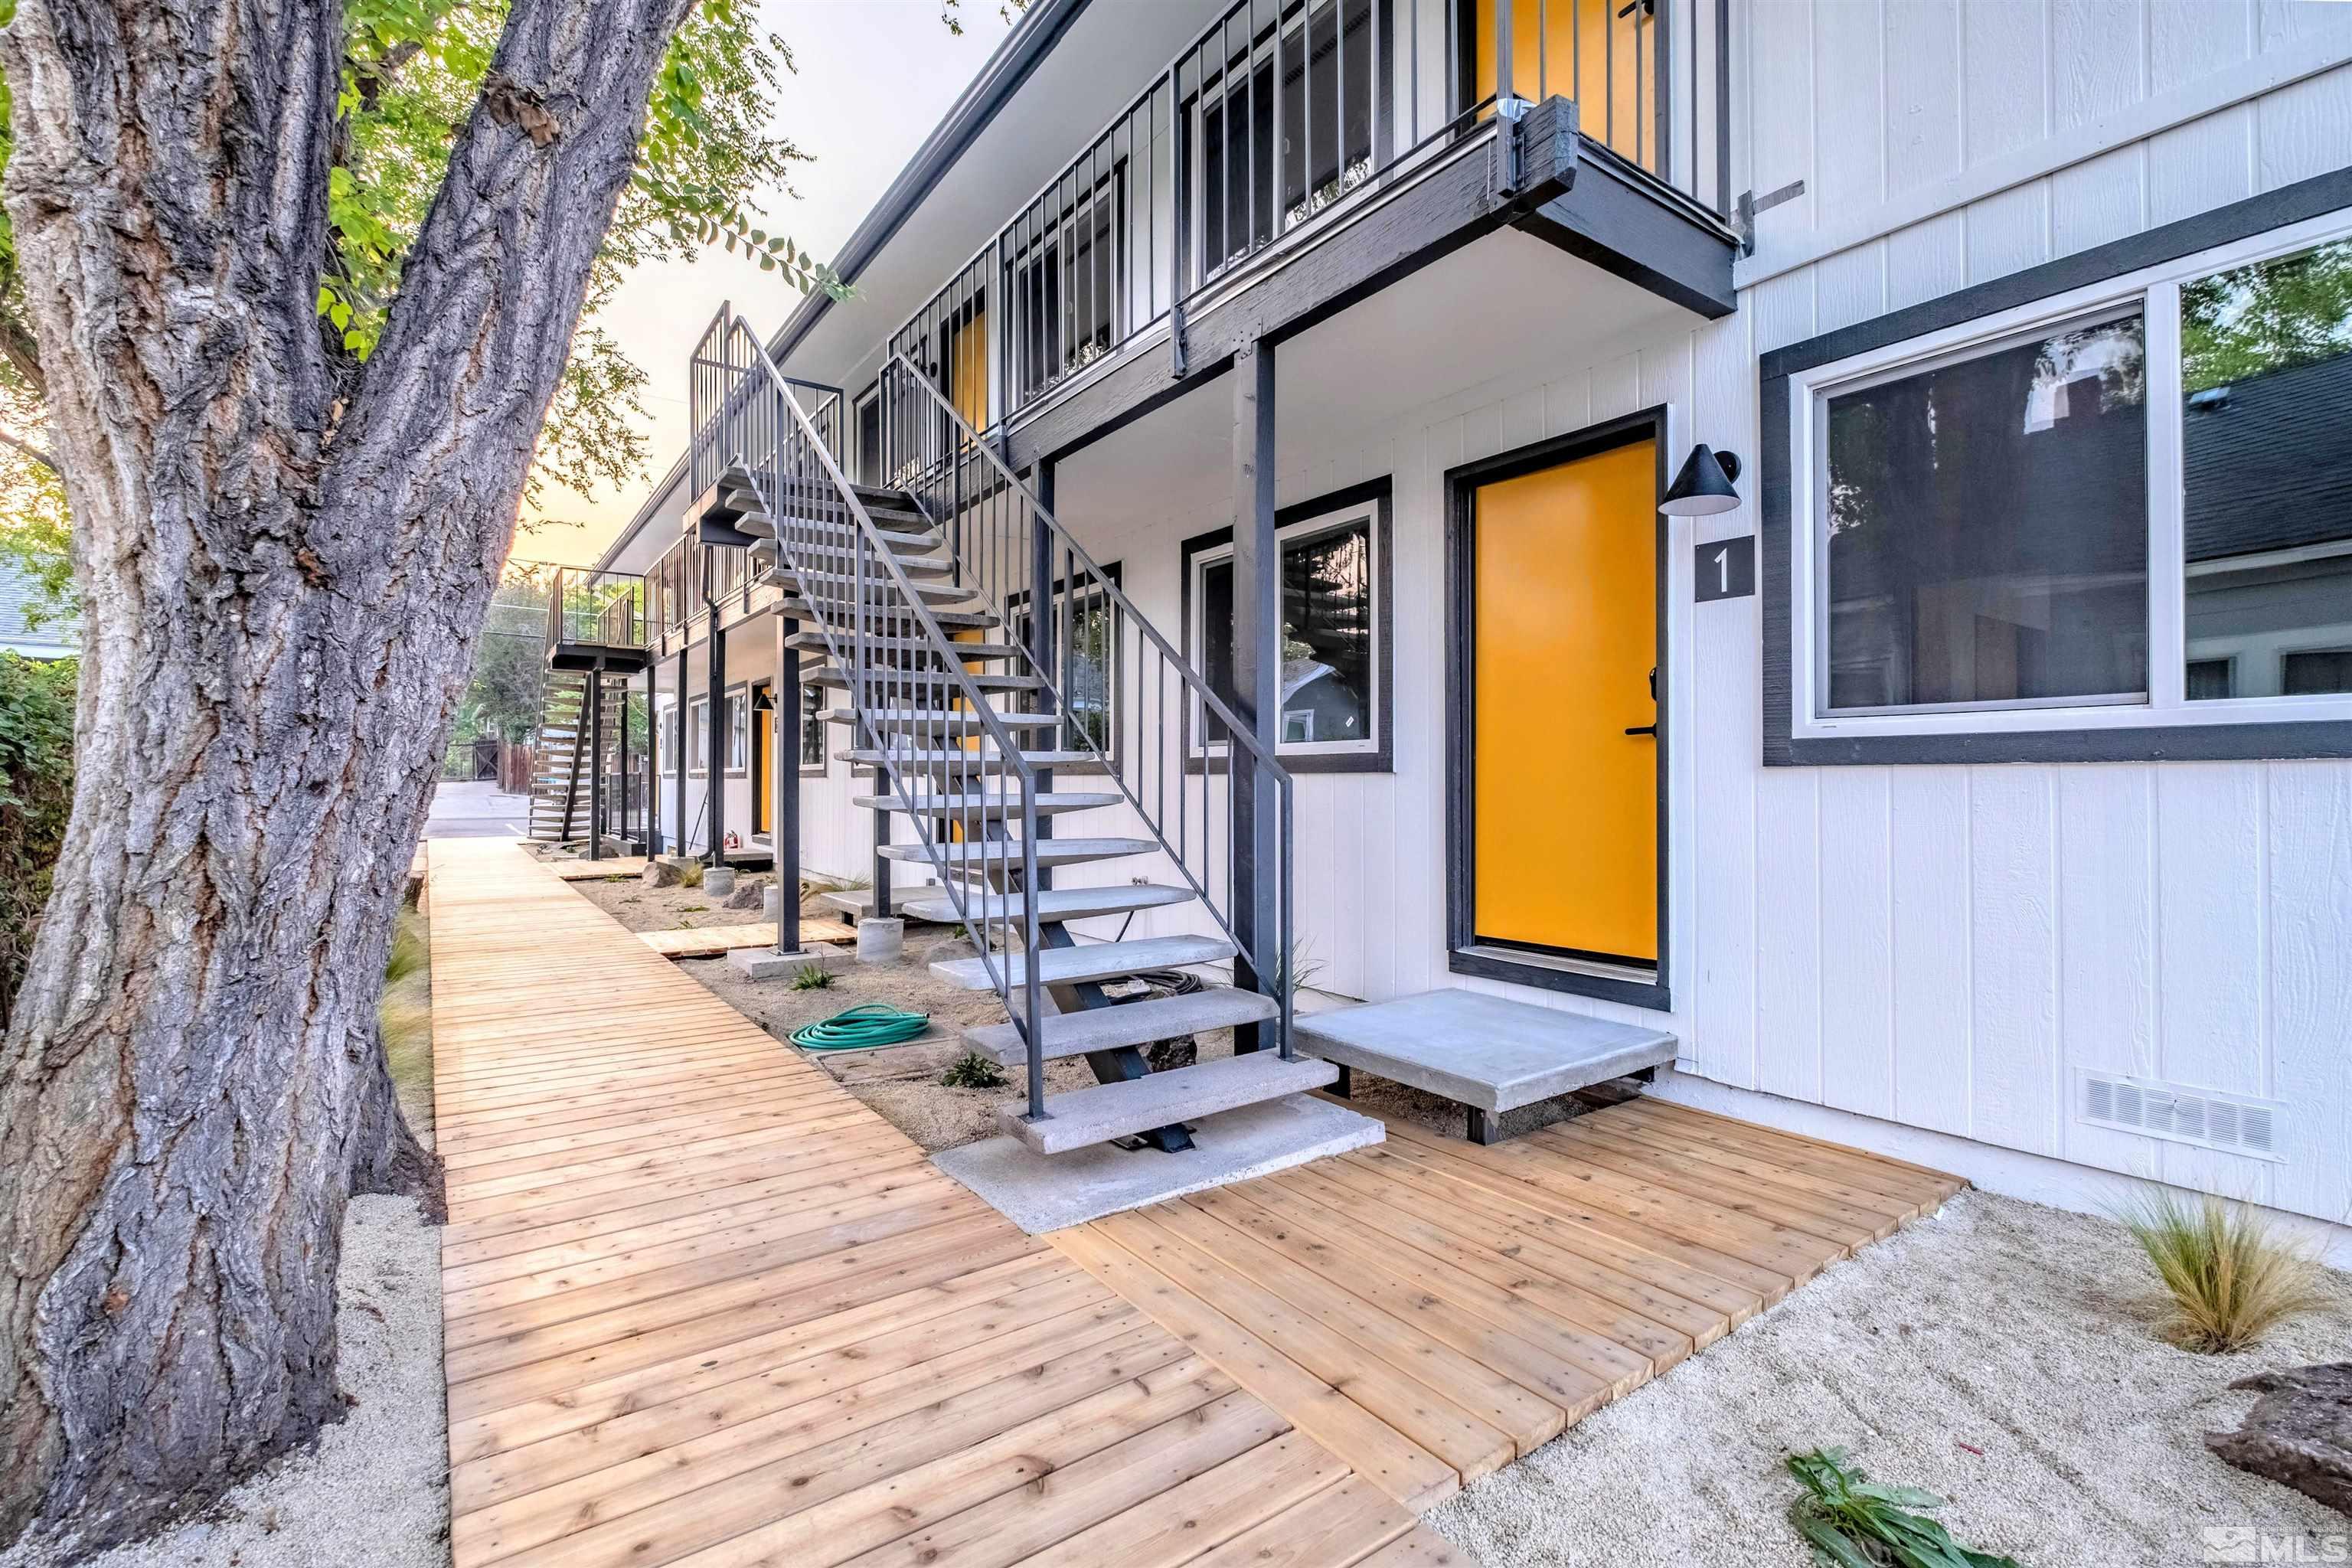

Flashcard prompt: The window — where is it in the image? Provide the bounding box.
[686,696,709,776]
[657,699,678,775]
[1006,168,1124,407]
[1011,563,1123,762]
[799,682,827,773]
[1182,479,1391,770]
[1775,196,2352,762]
[724,684,750,776]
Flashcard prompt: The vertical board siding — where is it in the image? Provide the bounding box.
[734,19,2352,1225]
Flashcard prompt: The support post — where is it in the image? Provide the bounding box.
[773,614,802,956]
[704,614,727,867]
[671,646,688,856]
[1029,457,1057,892]
[1228,338,1280,1054]
[645,669,662,858]
[870,767,893,919]
[586,663,606,860]
[614,678,631,850]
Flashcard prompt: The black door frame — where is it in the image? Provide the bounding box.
[1442,403,1672,1012]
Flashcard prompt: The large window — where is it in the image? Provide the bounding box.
[1196,0,1379,278]
[686,696,709,777]
[724,684,750,777]
[1011,563,1124,762]
[1781,204,2352,758]
[1184,480,1390,769]
[1006,168,1123,407]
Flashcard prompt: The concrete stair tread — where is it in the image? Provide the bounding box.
[786,603,1000,631]
[880,837,1153,868]
[931,934,1235,991]
[902,883,1195,923]
[840,746,1092,769]
[964,987,1279,1066]
[1001,1052,1338,1155]
[821,707,1060,729]
[788,632,1025,661]
[1294,988,1680,1112]
[773,569,973,602]
[810,665,1042,690]
[858,791,1121,817]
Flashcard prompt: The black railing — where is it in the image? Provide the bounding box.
[886,0,1729,440]
[880,350,1298,1066]
[545,566,646,649]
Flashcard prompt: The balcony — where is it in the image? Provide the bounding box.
[544,566,652,673]
[879,0,1733,469]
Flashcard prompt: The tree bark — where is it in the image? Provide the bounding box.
[0,0,693,1554]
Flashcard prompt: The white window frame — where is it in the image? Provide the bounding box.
[724,683,750,777]
[686,696,709,777]
[1787,204,2352,743]
[1189,500,1383,760]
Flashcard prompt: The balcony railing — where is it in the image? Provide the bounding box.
[885,0,1727,446]
[545,566,647,651]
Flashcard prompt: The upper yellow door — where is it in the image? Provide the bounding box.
[950,308,989,432]
[1475,0,1658,175]
[1471,437,1658,965]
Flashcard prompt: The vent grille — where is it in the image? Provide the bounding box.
[2078,1071,2284,1161]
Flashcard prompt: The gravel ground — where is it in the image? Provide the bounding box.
[1428,1188,2352,1568]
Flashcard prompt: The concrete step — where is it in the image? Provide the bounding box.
[783,602,1000,632]
[821,707,1061,732]
[1001,1051,1338,1155]
[753,536,958,580]
[810,665,1043,692]
[789,632,1024,661]
[772,569,975,603]
[964,987,1279,1066]
[931,933,1235,991]
[881,837,1154,871]
[857,791,1122,818]
[839,746,1093,774]
[902,883,1195,923]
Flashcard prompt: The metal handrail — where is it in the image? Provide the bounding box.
[881,351,1297,1060]
[692,310,1052,1119]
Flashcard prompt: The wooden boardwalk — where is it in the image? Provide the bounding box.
[1051,1099,1965,1503]
[426,838,1458,1568]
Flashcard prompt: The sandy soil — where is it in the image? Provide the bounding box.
[1428,1188,2352,1568]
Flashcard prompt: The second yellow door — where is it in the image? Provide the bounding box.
[1471,437,1658,966]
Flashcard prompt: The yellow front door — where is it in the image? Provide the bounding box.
[1471,436,1658,966]
[755,703,776,836]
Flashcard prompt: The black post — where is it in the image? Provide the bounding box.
[774,613,802,955]
[1228,338,1279,1053]
[705,620,727,867]
[646,671,662,857]
[586,663,605,861]
[1029,457,1057,891]
[671,646,688,857]
[614,681,631,851]
[870,766,893,918]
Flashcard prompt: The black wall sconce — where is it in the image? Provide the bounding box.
[1660,445,1742,516]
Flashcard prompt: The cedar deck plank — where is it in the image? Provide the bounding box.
[426,839,1403,1568]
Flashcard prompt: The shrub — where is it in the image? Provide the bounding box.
[792,962,833,991]
[0,653,76,1026]
[940,1050,1005,1089]
[2118,1187,2328,1353]
[679,861,704,888]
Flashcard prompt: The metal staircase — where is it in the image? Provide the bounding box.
[689,309,1320,1155]
[526,668,632,844]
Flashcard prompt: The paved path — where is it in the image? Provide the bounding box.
[425,779,532,840]
[426,838,1455,1568]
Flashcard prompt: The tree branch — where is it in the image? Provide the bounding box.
[0,425,57,474]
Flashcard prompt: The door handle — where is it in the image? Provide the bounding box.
[1624,724,1658,737]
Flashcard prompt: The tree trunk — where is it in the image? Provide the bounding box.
[0,0,692,1554]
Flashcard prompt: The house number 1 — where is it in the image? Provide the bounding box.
[1694,535,1755,602]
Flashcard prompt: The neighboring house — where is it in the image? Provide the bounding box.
[0,560,77,660]
[574,0,2352,1227]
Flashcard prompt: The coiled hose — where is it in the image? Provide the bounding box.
[789,1001,931,1050]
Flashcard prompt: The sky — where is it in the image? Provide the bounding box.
[524,1,1012,568]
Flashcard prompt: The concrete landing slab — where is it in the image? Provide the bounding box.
[933,1093,1383,1234]
[1296,988,1677,1112]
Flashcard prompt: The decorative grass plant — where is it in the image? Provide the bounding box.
[2118,1187,2328,1353]
[792,963,833,991]
[940,1050,1006,1089]
[1785,1448,2020,1568]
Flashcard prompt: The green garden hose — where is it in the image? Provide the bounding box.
[789,1001,930,1050]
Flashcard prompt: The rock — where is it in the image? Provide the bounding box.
[1145,1035,1198,1073]
[724,875,769,911]
[642,858,683,888]
[703,865,737,897]
[598,835,630,858]
[2207,1362,2352,1515]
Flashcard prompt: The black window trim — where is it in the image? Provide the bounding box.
[1179,475,1395,775]
[1760,165,2352,766]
